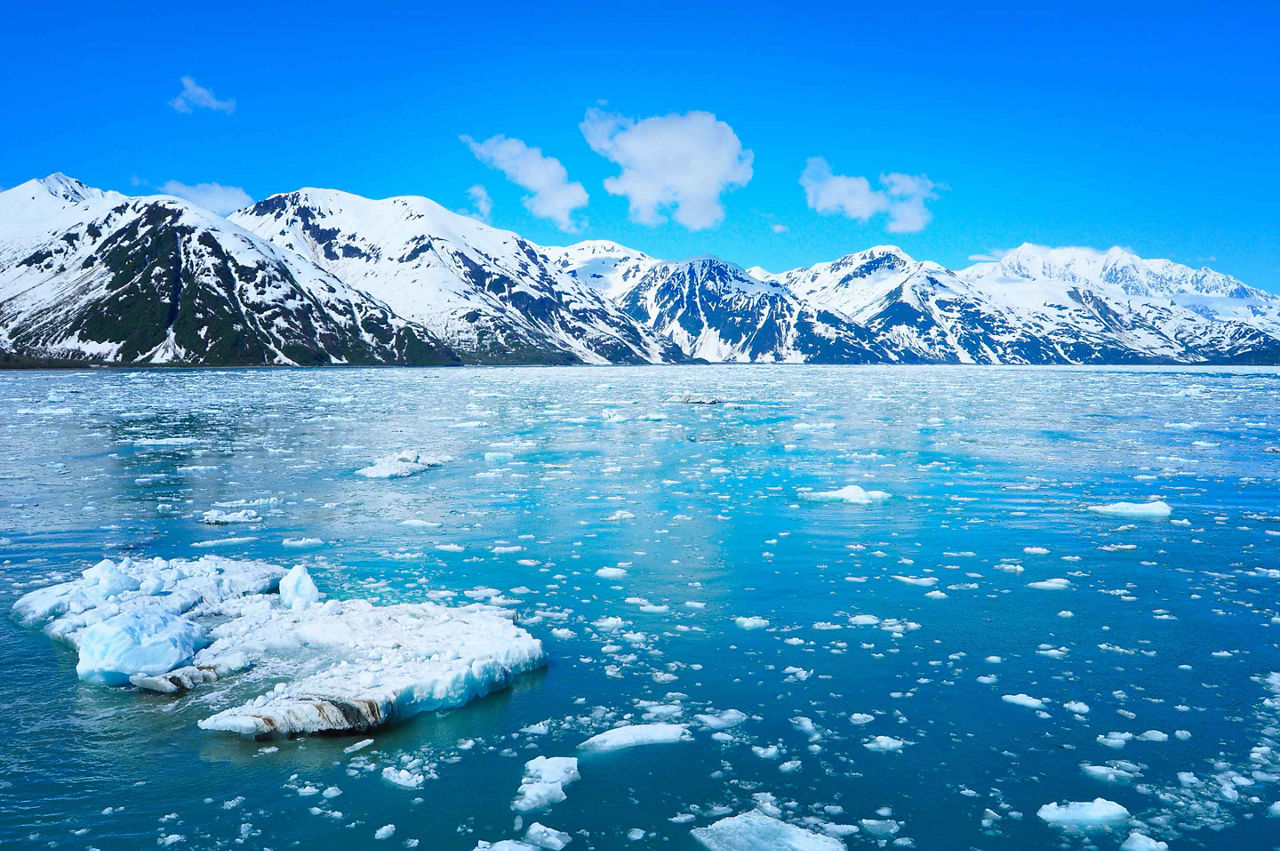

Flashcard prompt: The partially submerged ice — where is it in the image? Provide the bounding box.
[1037,797,1131,828]
[355,449,450,479]
[1086,500,1172,518]
[13,556,546,736]
[800,485,891,505]
[690,810,844,850]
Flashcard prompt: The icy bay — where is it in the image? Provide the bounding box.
[1,365,1278,849]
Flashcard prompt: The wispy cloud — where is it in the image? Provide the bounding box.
[160,180,252,215]
[170,76,235,114]
[800,158,942,233]
[462,134,587,232]
[464,184,493,221]
[581,108,753,231]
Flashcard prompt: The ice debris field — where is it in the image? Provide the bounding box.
[1,365,1278,849]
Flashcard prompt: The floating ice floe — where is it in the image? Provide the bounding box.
[666,394,726,405]
[1036,798,1130,827]
[863,735,907,752]
[1087,501,1172,518]
[512,756,579,812]
[800,485,891,505]
[690,810,843,850]
[1027,577,1071,590]
[1120,833,1168,850]
[578,723,690,752]
[355,449,450,479]
[14,556,546,736]
[201,509,261,525]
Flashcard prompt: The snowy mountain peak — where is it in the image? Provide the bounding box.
[36,173,104,204]
[964,243,1267,302]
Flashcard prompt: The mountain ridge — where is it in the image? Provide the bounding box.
[2,174,1278,367]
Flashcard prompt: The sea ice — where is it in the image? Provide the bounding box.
[690,810,843,850]
[355,450,449,479]
[1036,798,1130,827]
[524,822,571,850]
[75,609,206,685]
[578,723,690,752]
[197,598,545,735]
[14,555,545,736]
[200,509,261,525]
[513,756,580,812]
[863,735,906,752]
[279,564,319,610]
[800,485,891,505]
[1087,501,1172,518]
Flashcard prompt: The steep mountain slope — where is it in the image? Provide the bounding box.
[230,192,681,365]
[762,244,1280,364]
[0,176,457,366]
[614,256,887,363]
[3,174,1277,368]
[957,244,1280,363]
[543,239,658,298]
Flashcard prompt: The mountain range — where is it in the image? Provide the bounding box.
[3,174,1278,367]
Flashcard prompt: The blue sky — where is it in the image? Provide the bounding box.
[2,0,1277,287]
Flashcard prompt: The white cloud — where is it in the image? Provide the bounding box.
[465,184,493,221]
[771,223,788,234]
[160,181,253,215]
[462,134,587,232]
[581,108,753,231]
[800,158,941,233]
[170,76,236,114]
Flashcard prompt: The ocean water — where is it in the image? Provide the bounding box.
[1,365,1278,850]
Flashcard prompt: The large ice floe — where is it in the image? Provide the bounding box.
[690,810,844,850]
[13,556,546,735]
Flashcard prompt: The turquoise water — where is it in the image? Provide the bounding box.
[2,365,1278,849]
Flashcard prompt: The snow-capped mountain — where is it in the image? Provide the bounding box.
[2,173,1278,367]
[0,175,456,366]
[612,256,887,363]
[230,192,681,365]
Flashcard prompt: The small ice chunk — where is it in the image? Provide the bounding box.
[734,616,769,630]
[1120,832,1168,850]
[201,509,261,525]
[863,735,906,752]
[1037,798,1130,827]
[513,756,580,812]
[278,564,319,611]
[1028,578,1071,590]
[524,823,572,850]
[690,810,843,850]
[800,485,891,505]
[1087,501,1171,518]
[1002,693,1046,710]
[695,709,748,730]
[356,450,449,479]
[373,824,396,840]
[382,767,425,789]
